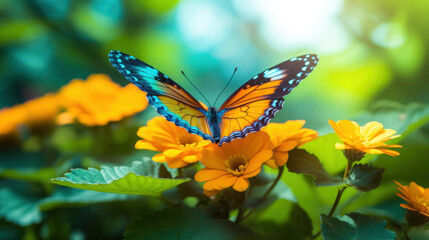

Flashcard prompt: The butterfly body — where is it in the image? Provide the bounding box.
[109,50,318,145]
[206,107,222,143]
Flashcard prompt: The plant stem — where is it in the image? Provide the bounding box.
[312,153,353,239]
[404,231,411,240]
[402,224,412,240]
[241,166,285,221]
[328,186,347,217]
[311,186,348,239]
[235,207,246,224]
[262,166,285,199]
[160,194,178,207]
[235,191,248,224]
[343,158,353,179]
[177,168,184,177]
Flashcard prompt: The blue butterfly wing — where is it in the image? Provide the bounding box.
[108,50,214,142]
[218,54,319,145]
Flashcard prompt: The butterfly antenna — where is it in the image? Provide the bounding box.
[213,67,237,106]
[181,71,211,107]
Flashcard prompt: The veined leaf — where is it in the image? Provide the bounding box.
[287,149,343,187]
[0,188,42,226]
[346,164,385,192]
[321,212,396,240]
[39,187,140,211]
[50,160,189,196]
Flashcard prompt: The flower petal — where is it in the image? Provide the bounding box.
[276,141,298,152]
[183,155,198,163]
[264,159,278,169]
[361,121,384,139]
[195,169,228,182]
[273,151,289,167]
[204,189,220,196]
[211,175,237,189]
[152,153,166,162]
[233,177,249,192]
[166,157,188,168]
[199,148,227,170]
[135,140,158,151]
[163,148,183,158]
[243,167,262,178]
[245,149,273,174]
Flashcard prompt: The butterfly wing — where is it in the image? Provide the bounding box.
[218,54,319,145]
[108,50,213,142]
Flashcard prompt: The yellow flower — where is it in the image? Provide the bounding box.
[328,120,401,158]
[262,120,318,168]
[0,93,61,137]
[195,132,273,196]
[135,117,211,168]
[395,181,429,217]
[20,93,61,134]
[0,107,24,142]
[58,74,148,126]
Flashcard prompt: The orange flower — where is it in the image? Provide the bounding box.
[135,117,211,168]
[20,93,61,134]
[58,74,148,126]
[195,132,273,196]
[0,107,24,140]
[395,181,429,217]
[0,93,61,137]
[262,120,318,168]
[328,120,401,157]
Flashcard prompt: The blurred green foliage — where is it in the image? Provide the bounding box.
[1,0,429,239]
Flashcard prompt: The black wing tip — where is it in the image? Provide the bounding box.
[108,50,120,57]
[108,50,134,59]
[294,53,319,59]
[108,50,120,62]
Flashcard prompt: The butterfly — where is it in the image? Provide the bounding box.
[108,50,318,145]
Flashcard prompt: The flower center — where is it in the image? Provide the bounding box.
[225,154,248,176]
[177,133,199,148]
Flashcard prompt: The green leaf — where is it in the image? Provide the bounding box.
[245,168,296,208]
[287,149,343,187]
[0,167,56,184]
[301,133,348,174]
[244,199,312,240]
[321,212,396,240]
[355,101,429,139]
[123,207,257,240]
[50,160,189,196]
[320,214,355,240]
[346,164,385,192]
[39,188,140,211]
[249,167,275,187]
[0,188,42,226]
[0,185,142,226]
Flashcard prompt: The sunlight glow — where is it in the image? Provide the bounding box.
[233,0,349,53]
[177,0,232,51]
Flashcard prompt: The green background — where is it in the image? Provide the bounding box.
[1,0,428,239]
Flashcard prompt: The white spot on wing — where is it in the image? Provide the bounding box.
[270,74,285,80]
[264,68,284,78]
